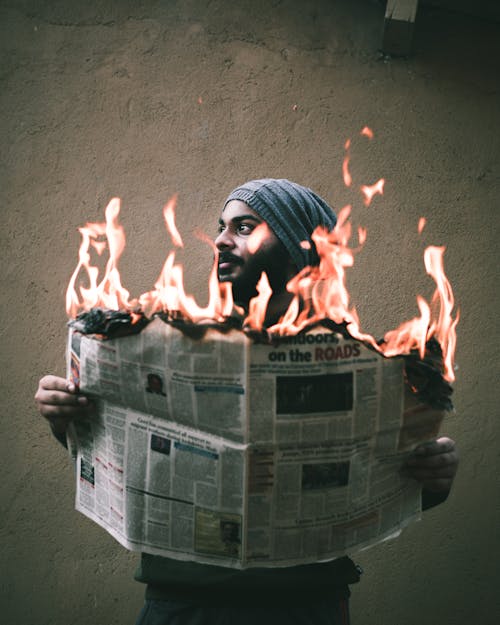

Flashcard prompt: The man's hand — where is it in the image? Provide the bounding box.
[403,436,459,493]
[35,375,92,435]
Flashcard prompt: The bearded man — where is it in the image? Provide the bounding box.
[36,178,458,625]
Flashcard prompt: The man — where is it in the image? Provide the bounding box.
[36,179,459,625]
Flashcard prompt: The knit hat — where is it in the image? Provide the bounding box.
[224,178,337,270]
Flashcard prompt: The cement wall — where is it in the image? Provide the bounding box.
[1,1,499,624]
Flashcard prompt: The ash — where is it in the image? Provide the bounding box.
[68,308,148,338]
[403,338,453,411]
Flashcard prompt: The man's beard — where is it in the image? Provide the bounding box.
[218,253,259,304]
[218,245,295,308]
[230,273,260,306]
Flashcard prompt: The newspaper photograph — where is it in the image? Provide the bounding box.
[66,317,444,569]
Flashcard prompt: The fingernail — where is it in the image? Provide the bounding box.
[67,382,76,392]
[78,396,88,405]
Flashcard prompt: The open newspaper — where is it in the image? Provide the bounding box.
[66,317,444,569]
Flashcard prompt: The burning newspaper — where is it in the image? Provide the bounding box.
[66,316,448,569]
[63,166,457,567]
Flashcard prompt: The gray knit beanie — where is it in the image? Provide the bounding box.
[224,178,337,270]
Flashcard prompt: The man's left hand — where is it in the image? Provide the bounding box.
[403,436,459,493]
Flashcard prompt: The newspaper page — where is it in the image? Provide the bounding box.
[66,317,443,569]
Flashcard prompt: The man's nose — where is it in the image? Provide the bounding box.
[215,228,235,250]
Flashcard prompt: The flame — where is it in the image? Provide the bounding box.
[90,240,107,255]
[361,178,385,206]
[66,198,132,318]
[382,296,431,361]
[248,223,270,254]
[423,246,459,381]
[244,273,273,329]
[342,139,352,187]
[343,128,375,190]
[163,195,183,247]
[67,156,458,381]
[138,251,179,316]
[418,217,426,234]
[262,206,458,380]
[138,232,234,323]
[266,205,379,348]
[361,126,374,140]
[68,197,233,324]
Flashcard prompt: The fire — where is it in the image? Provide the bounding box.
[423,246,459,380]
[361,178,385,206]
[343,128,384,206]
[244,274,273,330]
[67,196,233,324]
[264,205,380,351]
[361,126,374,140]
[260,213,458,381]
[66,198,132,318]
[163,195,183,247]
[342,139,352,187]
[66,146,458,382]
[247,223,271,254]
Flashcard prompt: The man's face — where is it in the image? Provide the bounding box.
[215,200,295,305]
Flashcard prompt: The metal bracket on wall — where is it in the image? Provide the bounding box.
[382,0,419,56]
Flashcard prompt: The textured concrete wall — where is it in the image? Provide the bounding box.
[1,1,499,624]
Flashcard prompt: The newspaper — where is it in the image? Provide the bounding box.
[66,317,444,569]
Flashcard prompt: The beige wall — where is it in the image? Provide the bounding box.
[1,1,499,624]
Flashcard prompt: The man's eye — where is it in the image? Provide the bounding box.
[217,224,226,234]
[238,223,253,234]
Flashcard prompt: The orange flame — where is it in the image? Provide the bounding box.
[67,197,234,324]
[361,178,385,206]
[265,205,378,348]
[138,251,179,316]
[418,217,426,234]
[342,139,352,187]
[67,183,458,380]
[261,206,457,380]
[90,240,107,255]
[424,246,459,381]
[163,195,183,247]
[66,198,132,318]
[244,273,273,329]
[138,230,233,323]
[382,296,431,361]
[361,126,374,140]
[248,223,271,254]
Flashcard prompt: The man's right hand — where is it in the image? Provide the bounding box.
[35,375,92,435]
